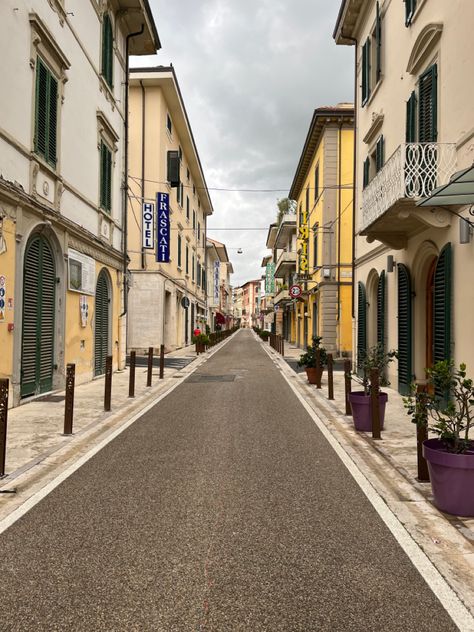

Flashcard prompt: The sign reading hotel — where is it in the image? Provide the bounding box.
[298,208,309,277]
[156,193,170,263]
[265,263,275,294]
[142,202,154,249]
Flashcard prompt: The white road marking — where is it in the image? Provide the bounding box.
[260,341,473,632]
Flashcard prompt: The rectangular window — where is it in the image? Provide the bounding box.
[418,64,438,143]
[100,140,112,212]
[314,165,319,201]
[405,0,417,26]
[186,196,190,220]
[198,222,201,240]
[178,146,182,162]
[186,244,189,274]
[361,38,371,105]
[177,233,182,268]
[177,183,184,206]
[192,254,195,281]
[34,57,58,167]
[363,157,370,189]
[193,210,196,230]
[166,113,172,135]
[375,135,385,173]
[101,14,113,88]
[197,261,201,288]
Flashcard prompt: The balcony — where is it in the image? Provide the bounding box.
[361,143,457,248]
[274,288,290,305]
[274,250,297,277]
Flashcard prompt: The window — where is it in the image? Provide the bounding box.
[178,146,182,162]
[193,210,196,230]
[361,2,382,106]
[186,196,190,220]
[177,182,183,206]
[418,64,437,142]
[405,0,417,26]
[375,135,385,173]
[314,165,319,201]
[187,168,190,181]
[198,198,201,210]
[34,57,58,167]
[101,13,113,88]
[166,113,172,135]
[197,261,201,288]
[100,140,112,212]
[198,222,201,240]
[177,233,182,268]
[192,254,195,282]
[186,244,189,274]
[361,39,371,105]
[363,157,370,188]
[313,224,319,269]
[406,91,417,142]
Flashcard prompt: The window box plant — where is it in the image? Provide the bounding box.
[298,337,327,388]
[405,361,474,516]
[349,345,397,432]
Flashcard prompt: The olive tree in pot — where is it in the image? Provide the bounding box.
[298,337,327,388]
[405,361,474,516]
[349,345,397,432]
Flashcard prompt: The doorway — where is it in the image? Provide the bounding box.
[94,269,110,376]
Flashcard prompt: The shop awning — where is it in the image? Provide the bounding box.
[215,312,226,325]
[417,165,474,207]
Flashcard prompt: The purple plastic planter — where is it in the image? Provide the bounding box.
[423,438,474,517]
[348,391,388,432]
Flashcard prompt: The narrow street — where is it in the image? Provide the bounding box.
[0,331,457,631]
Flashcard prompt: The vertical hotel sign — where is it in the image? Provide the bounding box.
[298,207,309,278]
[142,202,154,249]
[156,193,170,263]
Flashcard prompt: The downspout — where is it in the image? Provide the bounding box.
[337,120,343,354]
[121,23,145,319]
[140,79,146,270]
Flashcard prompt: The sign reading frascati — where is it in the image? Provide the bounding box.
[156,192,170,263]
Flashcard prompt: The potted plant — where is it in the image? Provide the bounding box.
[298,336,327,387]
[192,333,210,354]
[405,360,474,516]
[260,330,270,341]
[349,345,397,432]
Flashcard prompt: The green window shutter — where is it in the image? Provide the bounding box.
[377,271,386,350]
[102,14,113,87]
[404,0,417,26]
[376,1,382,82]
[363,157,370,188]
[47,74,58,166]
[362,41,369,105]
[35,58,58,167]
[406,91,417,142]
[398,264,412,395]
[178,234,182,267]
[419,64,438,143]
[433,243,452,365]
[357,281,367,371]
[94,271,110,376]
[376,136,385,172]
[100,141,112,212]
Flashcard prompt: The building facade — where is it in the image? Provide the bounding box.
[239,280,260,328]
[127,66,213,351]
[289,105,354,355]
[334,0,474,390]
[0,1,158,405]
[207,238,234,331]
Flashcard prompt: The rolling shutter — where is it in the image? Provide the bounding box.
[357,281,367,371]
[377,271,386,350]
[94,271,110,376]
[419,65,438,143]
[398,265,412,395]
[433,243,451,365]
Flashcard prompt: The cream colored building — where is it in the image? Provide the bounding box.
[334,0,474,392]
[127,67,213,351]
[207,238,234,331]
[0,1,158,405]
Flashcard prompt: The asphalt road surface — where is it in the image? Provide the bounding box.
[0,330,458,631]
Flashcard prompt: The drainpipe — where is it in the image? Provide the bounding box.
[121,24,145,320]
[140,79,146,270]
[337,120,343,353]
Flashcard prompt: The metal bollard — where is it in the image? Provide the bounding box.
[146,347,153,387]
[0,378,9,477]
[416,384,430,482]
[344,360,352,415]
[63,363,75,435]
[315,350,322,389]
[104,355,113,412]
[327,354,334,400]
[129,350,136,398]
[281,337,285,357]
[370,368,381,439]
[159,344,165,380]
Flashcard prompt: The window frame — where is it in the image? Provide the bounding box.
[99,138,113,213]
[34,56,59,168]
[101,12,114,89]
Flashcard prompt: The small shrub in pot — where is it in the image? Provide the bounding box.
[298,336,327,388]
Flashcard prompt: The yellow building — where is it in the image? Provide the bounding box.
[289,105,354,355]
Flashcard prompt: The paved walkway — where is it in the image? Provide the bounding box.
[0,331,462,630]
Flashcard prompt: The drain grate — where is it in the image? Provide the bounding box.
[186,374,236,383]
[35,394,65,403]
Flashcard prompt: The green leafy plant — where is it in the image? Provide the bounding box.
[192,333,210,345]
[260,330,270,340]
[353,345,397,395]
[298,336,328,369]
[404,360,474,454]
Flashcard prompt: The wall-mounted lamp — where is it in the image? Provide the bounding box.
[387,254,396,273]
[459,217,473,244]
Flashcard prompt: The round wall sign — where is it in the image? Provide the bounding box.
[289,284,302,299]
[181,296,190,309]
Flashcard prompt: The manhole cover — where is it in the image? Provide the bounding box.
[186,374,236,383]
[35,394,65,403]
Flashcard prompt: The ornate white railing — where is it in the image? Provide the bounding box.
[361,143,457,232]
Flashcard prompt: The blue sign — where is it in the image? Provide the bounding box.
[156,192,170,263]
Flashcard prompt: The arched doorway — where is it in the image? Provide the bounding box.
[21,234,56,397]
[94,269,111,376]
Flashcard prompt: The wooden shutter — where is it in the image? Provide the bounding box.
[39,239,56,392]
[362,40,370,105]
[100,141,112,212]
[35,58,58,166]
[95,271,110,376]
[357,282,367,370]
[48,74,58,166]
[377,271,386,350]
[376,136,385,172]
[404,0,417,26]
[398,264,412,394]
[102,14,113,87]
[419,65,438,143]
[363,157,370,188]
[406,91,417,142]
[376,2,382,82]
[433,243,451,364]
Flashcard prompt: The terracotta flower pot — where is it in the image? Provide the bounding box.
[305,367,323,388]
[348,391,388,432]
[423,439,474,516]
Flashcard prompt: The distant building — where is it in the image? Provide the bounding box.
[207,238,234,331]
[239,280,261,328]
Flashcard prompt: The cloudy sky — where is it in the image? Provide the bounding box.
[131,0,353,286]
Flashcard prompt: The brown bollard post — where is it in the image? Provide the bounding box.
[327,354,334,400]
[370,368,381,439]
[416,384,430,482]
[281,337,285,357]
[63,363,75,435]
[0,378,9,477]
[104,355,113,412]
[316,349,322,389]
[159,344,165,380]
[129,350,136,398]
[344,360,352,415]
[146,347,153,387]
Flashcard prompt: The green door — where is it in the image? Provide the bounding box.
[94,270,110,376]
[21,235,56,397]
[357,281,367,372]
[398,264,412,395]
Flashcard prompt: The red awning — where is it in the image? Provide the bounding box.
[215,312,226,324]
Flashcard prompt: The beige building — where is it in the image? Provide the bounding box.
[0,1,158,405]
[334,0,474,391]
[207,238,234,331]
[127,66,213,351]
